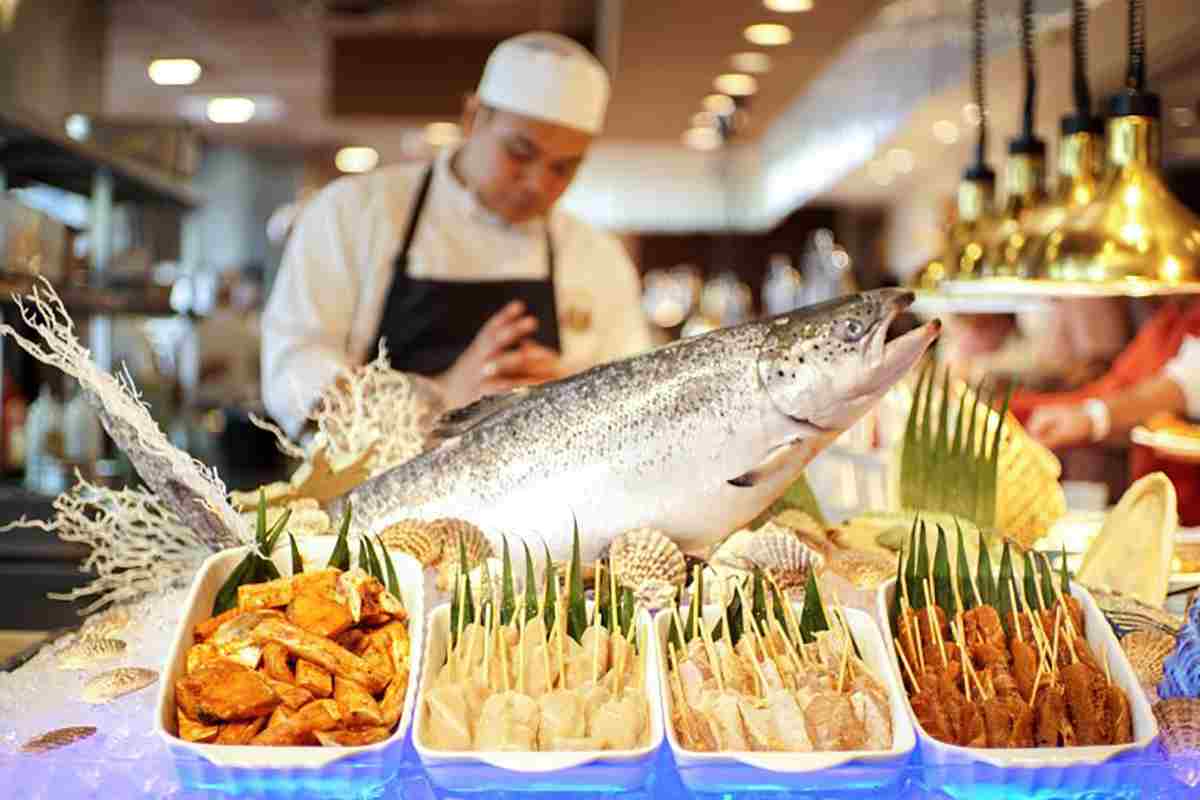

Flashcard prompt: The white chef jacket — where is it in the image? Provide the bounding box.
[1165,336,1200,420]
[261,149,652,437]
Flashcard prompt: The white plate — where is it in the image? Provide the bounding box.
[875,578,1157,774]
[413,602,663,792]
[1132,426,1200,461]
[657,604,915,792]
[154,536,424,782]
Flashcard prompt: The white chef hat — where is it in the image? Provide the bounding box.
[477,32,610,135]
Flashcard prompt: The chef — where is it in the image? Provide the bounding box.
[262,32,652,437]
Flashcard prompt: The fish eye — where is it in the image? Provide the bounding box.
[834,318,867,343]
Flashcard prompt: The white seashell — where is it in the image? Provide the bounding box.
[609,528,686,608]
[381,519,445,567]
[56,637,126,670]
[1155,698,1200,787]
[81,667,158,704]
[20,726,97,753]
[1121,630,1175,690]
[433,519,496,591]
[712,524,824,595]
[80,606,131,640]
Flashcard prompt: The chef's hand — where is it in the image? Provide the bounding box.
[1028,404,1094,450]
[435,301,564,409]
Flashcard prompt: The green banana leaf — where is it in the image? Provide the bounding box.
[500,538,515,626]
[523,542,539,623]
[976,531,997,608]
[996,541,1015,633]
[289,533,304,576]
[955,521,977,610]
[566,521,587,643]
[933,525,954,617]
[376,535,400,597]
[1022,551,1042,612]
[328,504,352,571]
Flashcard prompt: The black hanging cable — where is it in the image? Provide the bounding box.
[1020,0,1036,142]
[972,0,988,171]
[1071,0,1090,119]
[1126,0,1146,93]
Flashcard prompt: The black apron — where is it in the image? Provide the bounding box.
[372,166,561,376]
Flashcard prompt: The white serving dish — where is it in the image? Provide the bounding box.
[413,602,663,792]
[875,578,1158,789]
[656,604,915,793]
[155,535,424,786]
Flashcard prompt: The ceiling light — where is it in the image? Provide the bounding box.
[683,127,722,151]
[335,146,379,174]
[730,52,772,74]
[1170,105,1197,128]
[64,114,90,142]
[963,102,982,127]
[713,73,758,97]
[764,0,813,11]
[703,94,736,115]
[148,58,202,86]
[425,121,463,148]
[933,119,960,144]
[744,23,793,47]
[206,97,256,124]
[887,148,915,174]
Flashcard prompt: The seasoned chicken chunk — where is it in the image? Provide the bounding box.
[176,659,280,723]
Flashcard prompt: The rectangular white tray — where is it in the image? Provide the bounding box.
[656,604,916,793]
[413,601,663,792]
[154,535,424,784]
[874,578,1157,787]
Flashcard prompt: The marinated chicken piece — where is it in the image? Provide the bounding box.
[982,698,1015,748]
[261,642,294,683]
[1106,683,1132,745]
[578,682,612,730]
[537,689,586,749]
[805,693,866,751]
[1058,595,1085,638]
[590,689,647,751]
[714,639,754,696]
[766,688,812,751]
[186,642,221,675]
[914,605,949,650]
[334,627,367,653]
[334,677,384,727]
[287,588,355,639]
[738,696,777,750]
[176,710,219,743]
[422,684,472,750]
[1011,639,1039,701]
[266,706,293,730]
[850,689,892,750]
[176,659,280,723]
[911,690,952,743]
[685,637,714,679]
[379,670,408,728]
[1007,696,1035,748]
[251,698,342,746]
[361,644,395,683]
[194,607,240,642]
[1005,612,1036,646]
[988,664,1022,702]
[1062,662,1108,745]
[251,618,389,693]
[315,727,392,747]
[215,716,267,744]
[238,576,294,611]
[705,690,749,751]
[678,658,706,709]
[1034,684,1074,747]
[953,701,986,748]
[295,659,333,698]
[266,678,314,711]
[476,691,541,751]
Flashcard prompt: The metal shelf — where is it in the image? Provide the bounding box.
[0,106,200,209]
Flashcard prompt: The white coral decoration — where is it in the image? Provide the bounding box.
[1,475,212,614]
[255,344,437,478]
[0,280,245,549]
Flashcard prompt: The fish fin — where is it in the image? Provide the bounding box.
[432,387,533,439]
[726,441,802,488]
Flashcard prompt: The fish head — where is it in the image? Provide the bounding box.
[757,289,939,432]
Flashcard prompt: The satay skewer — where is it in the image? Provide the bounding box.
[1007,580,1024,643]
[698,598,726,693]
[894,637,920,690]
[734,584,768,697]
[518,596,527,695]
[482,605,493,690]
[454,575,468,678]
[922,576,948,667]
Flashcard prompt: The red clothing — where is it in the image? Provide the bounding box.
[1011,299,1200,525]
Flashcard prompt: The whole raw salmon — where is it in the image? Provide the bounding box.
[346,289,939,562]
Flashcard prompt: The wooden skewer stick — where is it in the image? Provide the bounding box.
[736,585,769,697]
[699,600,725,693]
[1007,580,1024,643]
[518,597,527,695]
[482,605,493,691]
[836,619,852,694]
[1051,605,1062,667]
[454,575,468,677]
[957,616,987,700]
[923,591,948,668]
[1102,648,1112,686]
[1029,659,1043,705]
[498,605,511,693]
[894,636,920,690]
[949,618,972,704]
[902,598,926,674]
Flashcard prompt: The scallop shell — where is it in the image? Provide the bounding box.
[610,528,686,604]
[56,637,126,670]
[20,726,97,754]
[81,667,158,704]
[824,548,897,589]
[1088,586,1183,638]
[1122,630,1176,690]
[1155,698,1200,786]
[381,519,445,567]
[80,605,132,640]
[715,526,824,595]
[432,519,495,591]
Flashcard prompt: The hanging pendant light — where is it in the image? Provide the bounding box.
[910,0,996,290]
[958,0,1200,296]
[977,0,1048,279]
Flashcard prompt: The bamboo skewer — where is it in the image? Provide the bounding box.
[1007,581,1024,643]
[1102,649,1112,686]
[518,597,527,695]
[499,606,511,693]
[698,601,725,693]
[894,637,920,690]
[1029,660,1043,705]
[454,576,468,678]
[736,585,769,697]
[1051,605,1063,667]
[482,605,493,690]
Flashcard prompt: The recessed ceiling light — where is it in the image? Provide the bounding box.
[764,0,813,11]
[714,73,758,97]
[683,127,722,151]
[703,94,736,115]
[744,23,793,47]
[148,58,202,86]
[1171,106,1197,128]
[933,119,960,144]
[206,97,255,124]
[730,52,772,74]
[335,146,379,174]
[425,121,463,148]
[887,147,915,174]
[64,114,91,141]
